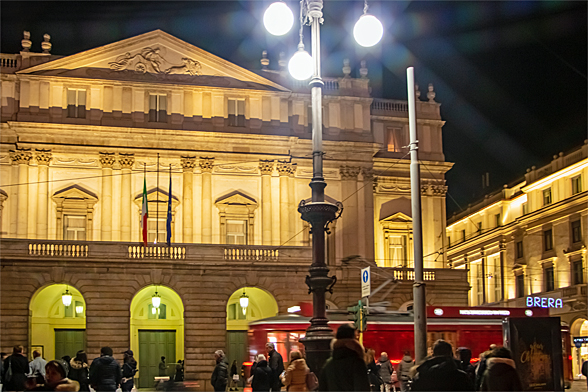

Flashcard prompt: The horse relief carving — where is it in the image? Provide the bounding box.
[109,47,201,76]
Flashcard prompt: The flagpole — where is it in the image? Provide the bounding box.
[156,153,159,245]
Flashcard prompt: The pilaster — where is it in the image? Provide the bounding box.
[99,152,116,241]
[277,160,291,245]
[200,157,214,244]
[340,165,360,257]
[259,159,274,245]
[288,163,298,246]
[181,156,196,243]
[361,168,375,261]
[35,149,52,239]
[119,153,135,242]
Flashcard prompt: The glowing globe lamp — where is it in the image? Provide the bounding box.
[264,2,294,36]
[240,291,249,315]
[288,45,313,81]
[353,14,383,47]
[62,289,72,307]
[152,291,161,308]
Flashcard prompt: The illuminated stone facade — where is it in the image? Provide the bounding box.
[0,30,463,387]
[446,141,587,377]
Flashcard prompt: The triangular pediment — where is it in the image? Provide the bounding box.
[215,191,257,206]
[381,212,412,223]
[18,30,289,91]
[52,184,98,201]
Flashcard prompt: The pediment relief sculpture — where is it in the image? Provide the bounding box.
[109,47,201,76]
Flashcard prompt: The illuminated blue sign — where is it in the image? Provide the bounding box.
[526,296,563,308]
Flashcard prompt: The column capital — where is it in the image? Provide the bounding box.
[118,153,135,169]
[276,160,291,176]
[181,156,197,171]
[259,159,274,175]
[199,157,215,173]
[35,149,52,166]
[289,163,297,177]
[361,167,374,181]
[99,152,116,168]
[339,165,360,180]
[9,149,32,165]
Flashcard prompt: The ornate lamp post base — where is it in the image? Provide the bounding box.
[298,197,341,373]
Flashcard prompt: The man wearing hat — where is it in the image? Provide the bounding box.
[318,323,370,391]
[121,350,137,392]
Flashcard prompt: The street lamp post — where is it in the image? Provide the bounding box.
[264,0,382,373]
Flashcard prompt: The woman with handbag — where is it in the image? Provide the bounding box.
[2,345,29,391]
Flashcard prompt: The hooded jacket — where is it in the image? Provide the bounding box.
[377,355,393,384]
[89,355,122,392]
[251,359,272,392]
[284,358,309,392]
[410,356,474,391]
[318,338,370,391]
[480,357,523,392]
[398,355,413,381]
[68,358,89,392]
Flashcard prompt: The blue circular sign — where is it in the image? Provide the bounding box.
[362,270,369,283]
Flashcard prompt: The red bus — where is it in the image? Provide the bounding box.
[248,306,572,387]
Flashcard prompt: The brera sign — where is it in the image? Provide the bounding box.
[526,296,563,308]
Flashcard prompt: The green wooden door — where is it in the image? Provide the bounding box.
[138,330,176,388]
[55,329,86,360]
[226,331,248,371]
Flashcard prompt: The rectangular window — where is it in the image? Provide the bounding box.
[386,128,407,153]
[63,215,86,241]
[462,229,466,242]
[149,94,167,122]
[522,202,528,215]
[516,241,524,259]
[543,188,552,206]
[388,234,407,267]
[477,222,482,233]
[572,259,584,285]
[226,219,247,245]
[572,175,582,195]
[516,274,525,298]
[543,229,553,251]
[571,220,582,243]
[476,266,483,305]
[544,266,555,292]
[447,236,451,247]
[228,99,245,127]
[147,217,166,244]
[495,214,501,227]
[67,89,86,118]
[493,259,502,302]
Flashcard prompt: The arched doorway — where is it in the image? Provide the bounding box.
[130,285,184,388]
[226,287,278,373]
[30,284,86,361]
[571,318,588,379]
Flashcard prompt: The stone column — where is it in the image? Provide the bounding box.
[119,153,134,242]
[259,159,274,245]
[181,156,196,243]
[340,165,360,257]
[99,152,116,241]
[288,163,298,245]
[277,160,291,245]
[10,149,32,238]
[361,168,375,262]
[35,149,52,239]
[200,157,214,244]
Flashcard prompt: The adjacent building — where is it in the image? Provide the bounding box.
[446,141,587,378]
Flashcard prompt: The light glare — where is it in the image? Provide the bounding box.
[62,291,72,307]
[264,2,294,36]
[353,14,384,47]
[288,49,313,80]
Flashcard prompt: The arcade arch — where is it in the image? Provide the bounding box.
[130,285,184,388]
[29,284,86,361]
[571,317,588,379]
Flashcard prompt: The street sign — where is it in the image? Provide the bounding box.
[361,266,370,298]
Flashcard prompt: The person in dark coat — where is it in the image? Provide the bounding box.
[174,360,184,382]
[397,351,413,392]
[159,356,167,377]
[2,345,29,391]
[211,350,229,392]
[69,350,90,392]
[266,343,284,392]
[410,340,474,391]
[89,346,122,392]
[480,347,522,392]
[251,354,272,392]
[457,347,476,387]
[229,359,238,391]
[474,344,496,391]
[582,360,588,389]
[377,352,393,392]
[318,323,371,391]
[366,349,382,392]
[0,352,7,385]
[121,350,137,392]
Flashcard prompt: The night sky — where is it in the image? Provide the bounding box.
[1,1,586,216]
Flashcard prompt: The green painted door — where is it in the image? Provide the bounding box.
[55,329,86,360]
[226,331,248,372]
[138,330,176,389]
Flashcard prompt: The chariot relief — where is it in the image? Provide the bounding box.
[109,47,201,76]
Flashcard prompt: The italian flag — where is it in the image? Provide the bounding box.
[141,177,148,247]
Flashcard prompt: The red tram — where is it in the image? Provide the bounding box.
[248,306,572,385]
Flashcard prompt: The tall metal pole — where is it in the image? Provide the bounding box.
[298,0,340,375]
[407,67,427,364]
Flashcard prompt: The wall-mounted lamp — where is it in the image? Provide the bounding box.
[240,290,249,316]
[62,286,72,307]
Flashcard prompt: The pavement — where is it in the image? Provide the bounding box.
[570,380,588,391]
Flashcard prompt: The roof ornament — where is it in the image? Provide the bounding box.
[427,83,436,102]
[415,83,421,100]
[342,59,351,78]
[21,31,31,52]
[108,47,201,76]
[261,50,270,70]
[359,60,368,78]
[41,34,52,54]
[278,52,287,77]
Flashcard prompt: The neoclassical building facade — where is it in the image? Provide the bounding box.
[1,30,465,388]
[446,141,587,379]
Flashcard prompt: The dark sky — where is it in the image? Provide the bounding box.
[1,1,586,215]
